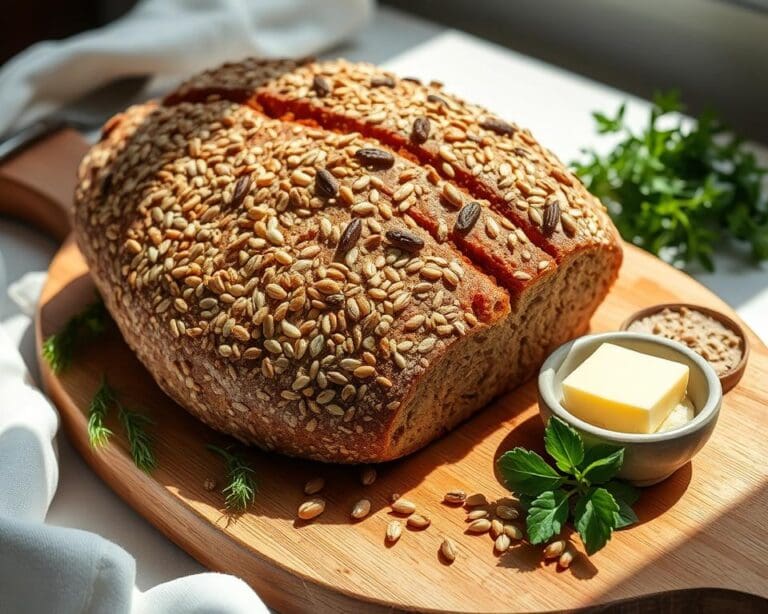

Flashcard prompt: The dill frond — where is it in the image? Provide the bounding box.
[119,407,156,473]
[87,377,115,448]
[42,300,107,373]
[207,444,257,511]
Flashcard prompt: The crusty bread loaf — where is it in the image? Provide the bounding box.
[74,58,622,462]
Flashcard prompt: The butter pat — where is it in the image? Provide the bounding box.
[561,343,689,434]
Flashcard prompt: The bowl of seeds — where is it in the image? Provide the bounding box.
[621,303,749,393]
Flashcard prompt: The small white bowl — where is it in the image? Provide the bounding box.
[538,332,722,486]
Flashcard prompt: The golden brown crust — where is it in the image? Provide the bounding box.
[74,58,622,462]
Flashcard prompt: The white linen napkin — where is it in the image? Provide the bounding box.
[0,0,373,135]
[0,272,269,613]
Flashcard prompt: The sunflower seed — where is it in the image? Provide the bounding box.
[312,74,331,97]
[558,548,574,569]
[444,490,467,505]
[385,229,424,252]
[561,212,578,236]
[229,175,251,209]
[496,505,519,520]
[543,200,560,235]
[386,520,402,543]
[351,498,371,520]
[467,509,489,521]
[442,183,464,209]
[504,524,523,541]
[480,117,515,136]
[440,537,457,563]
[355,148,395,169]
[338,218,362,253]
[464,493,488,507]
[304,477,325,495]
[371,75,395,88]
[543,539,566,559]
[455,202,481,234]
[391,498,416,515]
[466,518,492,534]
[490,519,504,538]
[360,466,377,486]
[407,514,431,529]
[298,498,325,520]
[315,168,339,198]
[411,117,431,144]
[494,533,512,553]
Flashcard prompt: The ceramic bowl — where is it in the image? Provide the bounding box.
[537,332,722,486]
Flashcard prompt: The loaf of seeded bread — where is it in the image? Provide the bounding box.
[74,58,622,462]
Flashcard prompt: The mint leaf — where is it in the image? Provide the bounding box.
[544,417,584,474]
[580,444,624,484]
[574,488,619,554]
[497,448,565,496]
[604,480,640,529]
[526,490,569,545]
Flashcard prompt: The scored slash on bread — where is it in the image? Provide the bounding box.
[75,58,621,462]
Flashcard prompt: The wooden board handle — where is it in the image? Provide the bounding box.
[0,128,90,242]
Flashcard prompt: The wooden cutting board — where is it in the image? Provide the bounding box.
[5,130,768,613]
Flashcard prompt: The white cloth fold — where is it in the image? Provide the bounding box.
[0,273,270,614]
[0,0,373,135]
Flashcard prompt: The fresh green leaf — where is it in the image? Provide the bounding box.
[574,488,619,554]
[604,480,640,529]
[526,490,570,545]
[572,92,768,271]
[87,378,115,448]
[544,417,584,474]
[119,408,156,473]
[580,444,624,484]
[207,444,258,511]
[42,300,107,373]
[497,448,565,496]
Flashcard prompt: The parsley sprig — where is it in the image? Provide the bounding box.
[42,300,107,373]
[497,417,639,555]
[87,378,156,473]
[573,91,768,270]
[207,445,258,512]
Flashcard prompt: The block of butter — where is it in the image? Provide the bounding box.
[561,343,689,434]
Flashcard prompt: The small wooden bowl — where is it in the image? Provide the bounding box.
[620,303,749,393]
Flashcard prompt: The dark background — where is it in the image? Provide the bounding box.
[3,0,768,143]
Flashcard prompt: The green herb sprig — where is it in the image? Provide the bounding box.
[86,378,156,473]
[207,444,258,512]
[573,91,768,271]
[42,300,108,373]
[497,417,639,555]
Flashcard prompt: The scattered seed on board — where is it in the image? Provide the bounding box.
[467,509,489,521]
[443,489,467,505]
[386,520,402,544]
[391,498,416,515]
[304,477,325,495]
[407,514,431,529]
[494,533,512,553]
[543,539,566,559]
[203,477,216,492]
[496,505,519,520]
[490,519,504,539]
[558,548,574,569]
[464,493,488,507]
[351,498,372,520]
[298,498,326,520]
[440,537,457,563]
[360,466,377,486]
[466,518,492,534]
[504,524,523,541]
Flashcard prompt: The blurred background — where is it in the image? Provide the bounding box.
[3,0,768,142]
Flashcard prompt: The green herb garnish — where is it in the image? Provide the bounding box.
[42,300,107,373]
[87,377,115,448]
[207,444,258,512]
[497,417,639,555]
[573,91,768,270]
[86,377,156,473]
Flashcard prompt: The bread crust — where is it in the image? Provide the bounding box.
[74,59,622,462]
